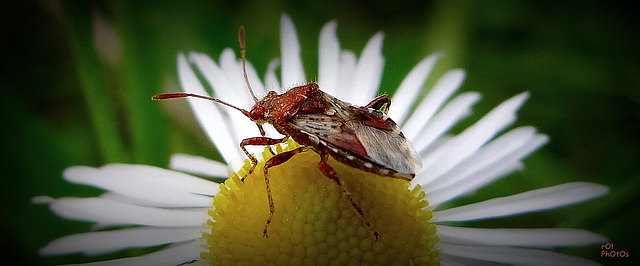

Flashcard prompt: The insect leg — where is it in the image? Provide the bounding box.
[317,152,380,240]
[254,124,277,155]
[262,146,311,237]
[256,124,267,137]
[365,94,391,114]
[239,136,289,178]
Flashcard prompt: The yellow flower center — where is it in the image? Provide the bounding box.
[202,140,439,265]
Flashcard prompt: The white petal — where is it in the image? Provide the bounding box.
[98,192,179,208]
[189,51,280,147]
[438,243,602,266]
[440,256,487,266]
[244,59,266,97]
[189,50,245,107]
[40,227,203,256]
[346,32,384,105]
[424,131,547,206]
[177,53,241,162]
[194,50,264,148]
[64,164,217,207]
[434,182,610,222]
[335,50,357,99]
[265,58,282,93]
[32,195,54,204]
[47,197,209,227]
[218,48,266,99]
[410,92,481,153]
[169,153,229,178]
[217,49,251,106]
[402,68,465,138]
[426,161,523,207]
[388,53,443,125]
[416,92,529,185]
[280,14,305,88]
[60,240,203,266]
[188,51,255,149]
[438,225,608,248]
[318,19,340,96]
[422,127,539,193]
[229,56,285,141]
[434,134,548,198]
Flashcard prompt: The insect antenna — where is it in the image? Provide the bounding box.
[238,26,259,104]
[152,93,251,118]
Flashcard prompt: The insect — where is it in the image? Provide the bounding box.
[153,26,422,239]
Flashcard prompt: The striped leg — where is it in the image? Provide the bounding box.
[317,152,380,240]
[261,146,310,237]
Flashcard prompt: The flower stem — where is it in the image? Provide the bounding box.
[63,2,125,163]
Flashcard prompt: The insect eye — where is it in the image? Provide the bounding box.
[250,107,265,120]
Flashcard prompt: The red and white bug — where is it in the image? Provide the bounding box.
[154,27,422,239]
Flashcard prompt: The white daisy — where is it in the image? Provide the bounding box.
[34,14,609,265]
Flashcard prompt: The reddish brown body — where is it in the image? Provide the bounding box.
[153,26,422,239]
[248,82,421,182]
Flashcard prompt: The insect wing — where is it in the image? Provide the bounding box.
[352,117,423,176]
[290,91,422,178]
[291,113,368,158]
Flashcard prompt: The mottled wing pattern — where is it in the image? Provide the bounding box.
[351,120,422,175]
[290,91,422,177]
[290,113,368,158]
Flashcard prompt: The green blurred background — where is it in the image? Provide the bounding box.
[2,0,638,265]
